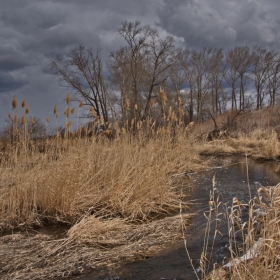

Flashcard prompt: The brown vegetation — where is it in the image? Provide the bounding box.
[203,183,280,280]
[1,57,280,278]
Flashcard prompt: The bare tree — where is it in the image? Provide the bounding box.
[52,45,110,124]
[252,47,272,109]
[225,47,253,110]
[109,21,174,123]
[168,48,188,120]
[267,52,280,107]
[207,48,227,115]
[191,48,213,121]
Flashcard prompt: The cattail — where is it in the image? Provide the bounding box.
[121,127,126,134]
[178,96,183,106]
[125,98,130,110]
[25,107,30,114]
[64,107,70,118]
[55,126,59,137]
[159,87,167,106]
[22,99,26,108]
[12,96,18,110]
[66,120,72,129]
[13,113,18,124]
[93,116,99,126]
[171,112,177,122]
[21,114,26,125]
[54,105,58,116]
[178,107,184,116]
[150,99,156,107]
[137,121,142,130]
[30,117,35,124]
[79,100,83,108]
[66,93,71,104]
[71,107,75,114]
[113,121,119,129]
[46,117,50,123]
[104,129,112,136]
[90,106,96,116]
[168,106,172,118]
[134,104,138,110]
[8,113,11,119]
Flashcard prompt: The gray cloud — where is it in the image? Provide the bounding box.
[0,71,28,92]
[156,0,280,49]
[0,0,280,129]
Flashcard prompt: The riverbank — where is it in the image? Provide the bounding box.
[1,155,280,279]
[1,107,280,279]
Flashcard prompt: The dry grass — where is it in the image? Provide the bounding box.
[203,183,280,280]
[1,99,280,279]
[197,130,280,160]
[0,213,191,279]
[0,126,208,231]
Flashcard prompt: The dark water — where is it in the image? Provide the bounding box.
[74,157,280,280]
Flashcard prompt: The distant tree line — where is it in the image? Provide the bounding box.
[51,21,280,127]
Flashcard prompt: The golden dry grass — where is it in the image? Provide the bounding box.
[0,127,208,231]
[0,213,192,279]
[204,184,280,280]
[1,101,280,279]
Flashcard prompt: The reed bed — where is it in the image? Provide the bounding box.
[202,182,280,280]
[0,130,206,231]
[1,96,280,279]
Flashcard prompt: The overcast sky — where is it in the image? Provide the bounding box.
[1,0,280,129]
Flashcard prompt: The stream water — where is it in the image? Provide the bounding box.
[73,157,280,280]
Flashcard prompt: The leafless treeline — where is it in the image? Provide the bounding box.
[52,21,280,127]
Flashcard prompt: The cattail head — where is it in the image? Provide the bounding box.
[137,121,142,130]
[66,93,71,104]
[30,117,35,124]
[150,99,156,107]
[13,113,18,124]
[168,106,172,119]
[21,114,27,125]
[104,129,112,136]
[54,105,58,116]
[159,87,167,106]
[79,100,83,108]
[93,116,100,126]
[178,96,183,106]
[178,107,184,116]
[66,120,72,130]
[25,107,30,114]
[113,121,119,130]
[90,106,96,116]
[46,117,50,123]
[125,97,130,110]
[22,99,26,108]
[134,104,138,110]
[64,107,70,118]
[12,96,18,110]
[71,108,75,114]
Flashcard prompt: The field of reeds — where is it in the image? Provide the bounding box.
[203,181,280,280]
[0,96,280,279]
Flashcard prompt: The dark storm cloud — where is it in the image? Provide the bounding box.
[0,71,28,92]
[156,0,280,49]
[0,0,280,128]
